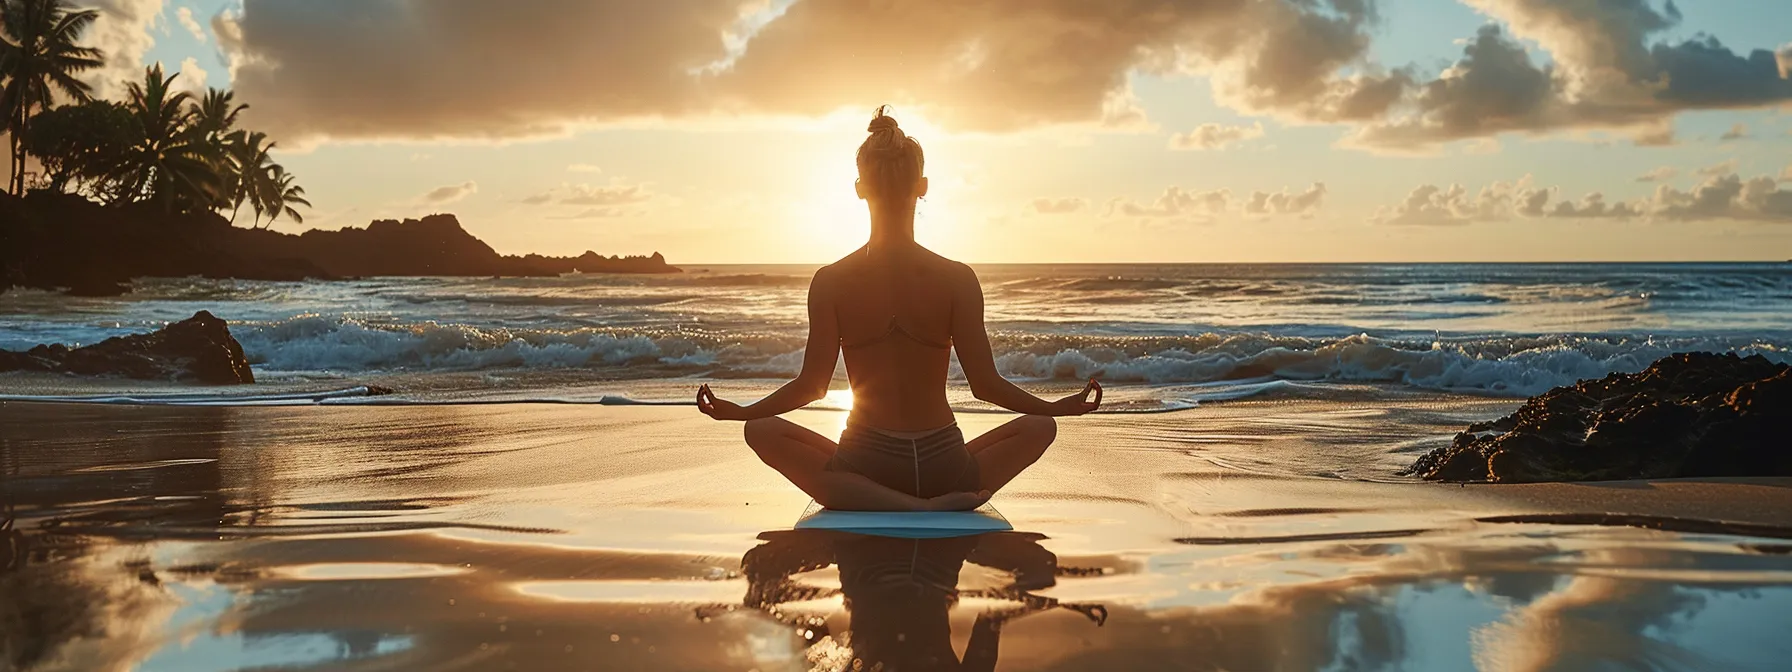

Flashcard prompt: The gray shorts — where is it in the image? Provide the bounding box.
[827,423,982,498]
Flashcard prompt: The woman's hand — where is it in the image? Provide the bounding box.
[697,384,749,421]
[1048,378,1102,416]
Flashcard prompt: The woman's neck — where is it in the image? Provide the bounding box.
[866,204,916,254]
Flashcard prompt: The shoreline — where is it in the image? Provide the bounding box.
[6,402,1792,669]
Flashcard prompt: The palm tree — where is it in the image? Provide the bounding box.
[191,88,246,144]
[0,0,103,195]
[224,130,271,223]
[117,64,221,212]
[256,164,309,229]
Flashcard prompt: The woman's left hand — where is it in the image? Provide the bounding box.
[697,384,748,421]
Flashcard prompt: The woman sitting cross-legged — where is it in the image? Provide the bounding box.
[696,107,1101,512]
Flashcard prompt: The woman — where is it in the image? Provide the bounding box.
[696,107,1101,512]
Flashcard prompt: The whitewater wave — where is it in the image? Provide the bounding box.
[216,314,1792,397]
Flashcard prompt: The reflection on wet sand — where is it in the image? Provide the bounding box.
[702,529,1109,671]
[3,402,1792,670]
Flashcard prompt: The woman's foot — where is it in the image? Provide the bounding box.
[923,490,992,511]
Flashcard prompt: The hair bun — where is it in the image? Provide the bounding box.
[868,113,900,134]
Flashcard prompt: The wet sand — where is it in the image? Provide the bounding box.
[4,400,1792,671]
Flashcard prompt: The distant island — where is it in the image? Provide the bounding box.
[0,192,680,296]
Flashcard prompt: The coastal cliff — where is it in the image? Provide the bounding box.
[0,192,679,296]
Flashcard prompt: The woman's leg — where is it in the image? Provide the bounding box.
[744,417,964,511]
[966,415,1057,493]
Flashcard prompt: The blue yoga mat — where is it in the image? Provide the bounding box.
[793,500,1012,539]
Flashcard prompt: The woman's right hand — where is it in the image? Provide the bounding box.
[697,384,748,421]
[1048,379,1102,416]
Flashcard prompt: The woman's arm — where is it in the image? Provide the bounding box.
[950,266,1101,417]
[699,272,840,421]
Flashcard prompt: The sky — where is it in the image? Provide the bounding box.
[34,0,1792,262]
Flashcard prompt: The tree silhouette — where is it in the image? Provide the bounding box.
[0,0,103,195]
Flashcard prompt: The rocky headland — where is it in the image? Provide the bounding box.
[0,192,679,296]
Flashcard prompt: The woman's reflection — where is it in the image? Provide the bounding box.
[705,529,1106,670]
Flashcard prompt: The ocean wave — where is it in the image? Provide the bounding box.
[216,315,1792,397]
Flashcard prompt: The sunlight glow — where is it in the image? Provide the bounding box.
[821,389,854,412]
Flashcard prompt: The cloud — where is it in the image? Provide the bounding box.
[1347,1,1792,150]
[1030,197,1088,215]
[1718,122,1749,141]
[206,0,1406,144]
[1107,183,1324,220]
[173,56,207,93]
[163,0,1790,151]
[1377,168,1792,225]
[520,182,654,208]
[551,208,631,219]
[1630,123,1677,147]
[1372,177,1550,225]
[1168,122,1265,151]
[1695,158,1738,177]
[1107,187,1233,219]
[175,5,205,42]
[423,181,478,204]
[1635,166,1677,183]
[1245,183,1327,217]
[1648,173,1792,222]
[74,0,168,100]
[1782,163,1792,183]
[1546,191,1641,218]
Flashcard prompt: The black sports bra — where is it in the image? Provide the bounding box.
[841,317,951,350]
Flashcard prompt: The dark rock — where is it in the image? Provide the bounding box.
[0,310,254,384]
[1405,352,1792,483]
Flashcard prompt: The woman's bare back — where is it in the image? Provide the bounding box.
[819,245,968,431]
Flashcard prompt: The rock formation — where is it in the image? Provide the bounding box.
[0,310,254,384]
[0,192,678,296]
[1405,352,1792,483]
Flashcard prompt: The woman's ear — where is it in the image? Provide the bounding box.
[855,178,867,201]
[915,176,930,199]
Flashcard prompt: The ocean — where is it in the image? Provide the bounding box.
[3,262,1787,407]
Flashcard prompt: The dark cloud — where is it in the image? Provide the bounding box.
[212,0,1401,142]
[202,0,1789,150]
[1031,198,1089,214]
[1635,166,1677,183]
[217,0,741,141]
[423,181,477,203]
[1350,0,1792,150]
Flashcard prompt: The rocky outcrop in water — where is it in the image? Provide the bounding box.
[0,311,254,384]
[0,192,679,296]
[1405,352,1792,483]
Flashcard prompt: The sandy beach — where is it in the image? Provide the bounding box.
[5,399,1791,671]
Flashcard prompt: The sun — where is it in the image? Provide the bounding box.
[790,108,962,260]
